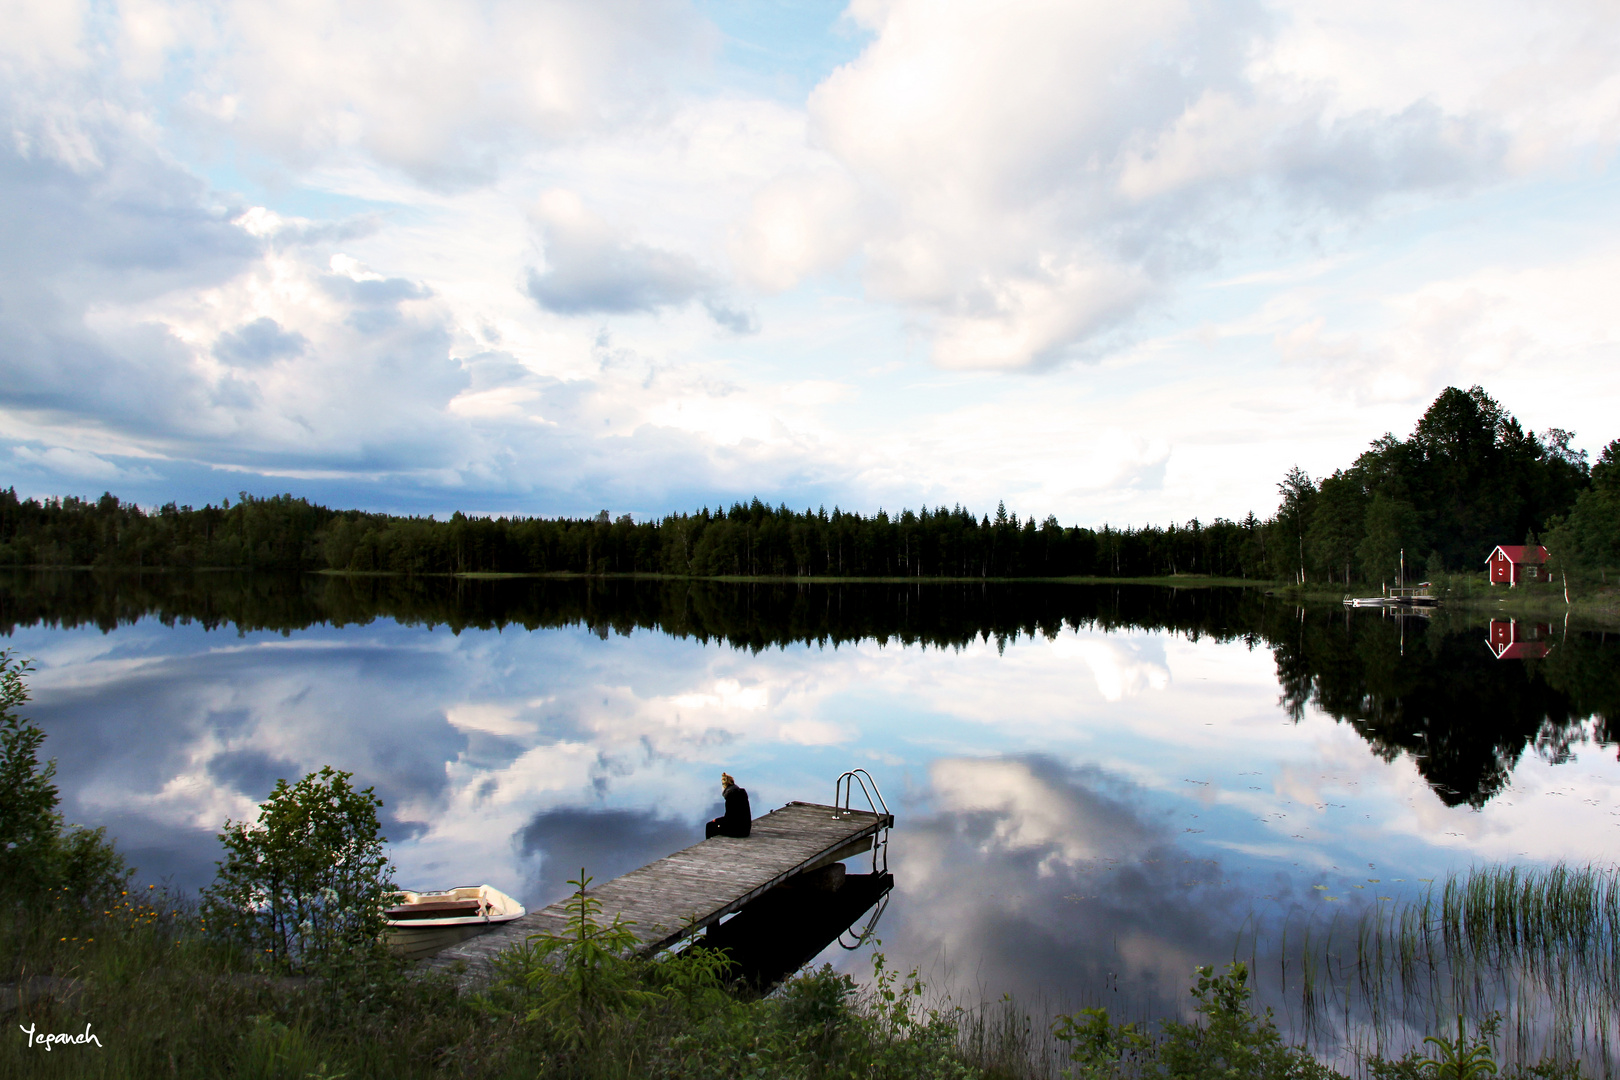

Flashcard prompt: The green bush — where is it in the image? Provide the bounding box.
[1054,963,1344,1080]
[0,649,130,907]
[0,652,58,882]
[201,765,394,972]
[494,869,668,1048]
[1367,1015,1584,1080]
[483,872,977,1079]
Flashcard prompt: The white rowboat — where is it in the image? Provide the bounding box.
[383,885,526,960]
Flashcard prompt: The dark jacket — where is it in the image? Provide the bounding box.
[719,784,752,837]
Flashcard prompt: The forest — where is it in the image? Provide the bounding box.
[1,386,1615,583]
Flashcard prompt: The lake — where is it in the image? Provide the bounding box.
[5,572,1618,1065]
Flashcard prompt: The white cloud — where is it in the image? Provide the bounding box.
[928,261,1153,370]
[731,167,866,291]
[0,0,92,75]
[445,703,537,738]
[12,445,128,481]
[739,0,1619,370]
[0,98,792,505]
[160,0,716,184]
[525,189,756,332]
[1273,249,1620,412]
[1259,0,1620,169]
[2,0,1618,521]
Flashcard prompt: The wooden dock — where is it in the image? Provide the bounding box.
[426,801,892,985]
[1345,584,1437,608]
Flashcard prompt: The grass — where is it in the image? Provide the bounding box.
[0,884,1001,1080]
[5,879,1605,1080]
[1266,865,1620,1075]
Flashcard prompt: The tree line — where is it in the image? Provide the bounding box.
[1274,385,1616,585]
[0,490,1295,580]
[1,386,1613,582]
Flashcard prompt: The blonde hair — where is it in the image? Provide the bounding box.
[720,772,735,788]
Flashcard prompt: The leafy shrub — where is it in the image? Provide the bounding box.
[776,962,858,1054]
[1052,1006,1152,1080]
[486,872,979,1079]
[0,650,130,907]
[1367,1015,1585,1080]
[494,869,662,1047]
[1158,963,1343,1080]
[1417,1016,1500,1080]
[201,765,394,972]
[0,653,57,879]
[1054,963,1345,1080]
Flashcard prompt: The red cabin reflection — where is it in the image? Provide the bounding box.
[1486,619,1550,660]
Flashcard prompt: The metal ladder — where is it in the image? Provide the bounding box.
[834,768,891,876]
[833,768,893,949]
[838,889,890,950]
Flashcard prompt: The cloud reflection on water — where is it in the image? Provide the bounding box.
[1051,636,1172,702]
[10,610,1620,1024]
[519,806,698,907]
[882,755,1265,1019]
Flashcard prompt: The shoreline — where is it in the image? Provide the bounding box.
[4,565,1268,586]
[1269,575,1620,628]
[8,564,1620,628]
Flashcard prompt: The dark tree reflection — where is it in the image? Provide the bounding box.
[3,570,1615,807]
[1265,607,1619,807]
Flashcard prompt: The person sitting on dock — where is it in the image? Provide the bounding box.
[705,772,752,838]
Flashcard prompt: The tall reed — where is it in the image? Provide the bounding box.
[1279,863,1620,1074]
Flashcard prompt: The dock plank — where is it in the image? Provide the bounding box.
[426,802,890,986]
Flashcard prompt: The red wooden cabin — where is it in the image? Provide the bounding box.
[1484,544,1549,586]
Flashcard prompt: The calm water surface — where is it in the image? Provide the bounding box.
[4,574,1618,1058]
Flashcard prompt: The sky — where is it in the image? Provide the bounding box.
[3,0,1619,526]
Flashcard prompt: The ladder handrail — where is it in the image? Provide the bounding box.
[832,770,893,948]
[838,889,890,950]
[835,769,890,875]
[835,768,890,820]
